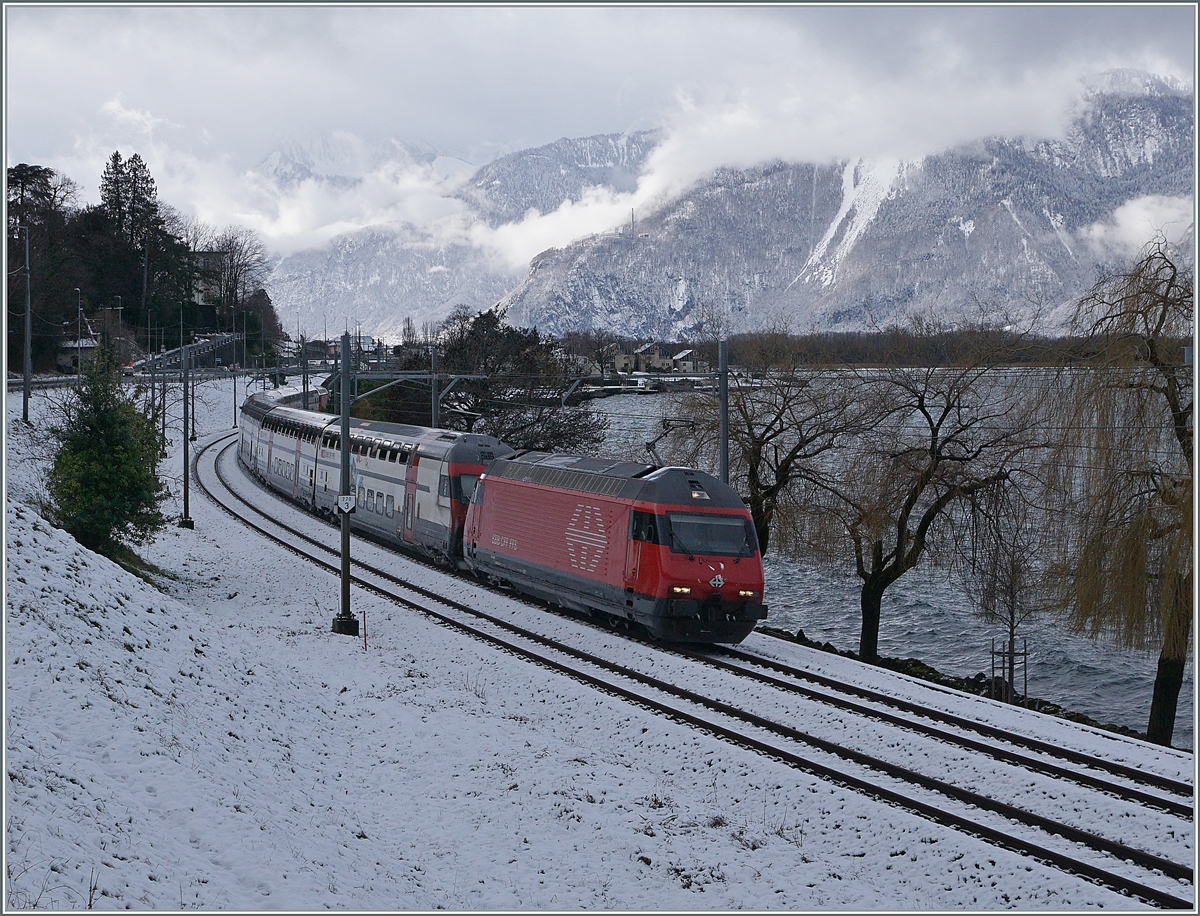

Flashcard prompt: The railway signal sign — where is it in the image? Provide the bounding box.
[337,495,356,514]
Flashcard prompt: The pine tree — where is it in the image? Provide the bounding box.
[48,339,168,556]
[99,151,127,237]
[124,153,158,248]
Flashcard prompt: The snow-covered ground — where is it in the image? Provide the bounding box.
[4,378,1194,910]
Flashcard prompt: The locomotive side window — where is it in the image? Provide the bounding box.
[631,510,659,544]
[663,513,757,557]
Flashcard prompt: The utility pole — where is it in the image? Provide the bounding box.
[179,344,194,529]
[718,338,729,484]
[190,355,197,442]
[333,332,359,636]
[159,343,167,450]
[147,307,155,423]
[301,333,309,409]
[74,288,82,381]
[16,225,31,423]
[114,296,122,364]
[430,345,439,428]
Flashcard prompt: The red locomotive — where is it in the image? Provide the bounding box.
[464,451,767,643]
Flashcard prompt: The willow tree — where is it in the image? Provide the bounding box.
[1045,239,1193,747]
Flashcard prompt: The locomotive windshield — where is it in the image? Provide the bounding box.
[663,512,758,557]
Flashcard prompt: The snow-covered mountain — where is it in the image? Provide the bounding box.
[455,130,661,227]
[264,132,660,339]
[254,132,461,188]
[499,77,1192,338]
[268,225,517,341]
[265,72,1191,342]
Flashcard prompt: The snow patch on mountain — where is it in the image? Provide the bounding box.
[796,158,902,289]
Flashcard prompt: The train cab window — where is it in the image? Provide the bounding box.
[458,475,478,504]
[663,513,758,557]
[386,495,395,517]
[631,510,659,544]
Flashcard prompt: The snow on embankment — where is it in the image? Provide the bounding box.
[5,383,1176,910]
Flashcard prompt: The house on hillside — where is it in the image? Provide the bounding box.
[57,318,99,373]
[192,251,226,307]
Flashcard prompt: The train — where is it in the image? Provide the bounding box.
[238,390,767,643]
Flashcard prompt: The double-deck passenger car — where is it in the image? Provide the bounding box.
[239,393,513,563]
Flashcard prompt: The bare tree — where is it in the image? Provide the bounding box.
[1043,238,1192,746]
[214,225,271,326]
[798,361,1041,662]
[660,353,870,556]
[951,479,1047,703]
[562,328,622,380]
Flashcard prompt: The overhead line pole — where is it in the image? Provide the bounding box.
[719,338,729,485]
[179,344,194,529]
[430,345,439,428]
[17,225,31,423]
[333,331,359,636]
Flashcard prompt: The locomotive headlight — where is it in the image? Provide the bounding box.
[670,585,692,595]
[738,589,759,598]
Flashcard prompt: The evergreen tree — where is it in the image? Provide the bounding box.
[99,151,127,237]
[48,339,168,555]
[438,307,607,452]
[124,153,158,248]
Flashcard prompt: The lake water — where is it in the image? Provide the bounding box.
[591,392,1195,751]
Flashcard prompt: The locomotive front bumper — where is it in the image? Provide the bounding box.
[635,594,767,644]
[664,596,767,621]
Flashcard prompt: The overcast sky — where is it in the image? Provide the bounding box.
[5,4,1195,261]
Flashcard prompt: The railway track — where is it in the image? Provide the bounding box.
[676,644,1193,816]
[195,430,1194,909]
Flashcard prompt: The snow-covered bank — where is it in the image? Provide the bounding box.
[4,381,1191,909]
